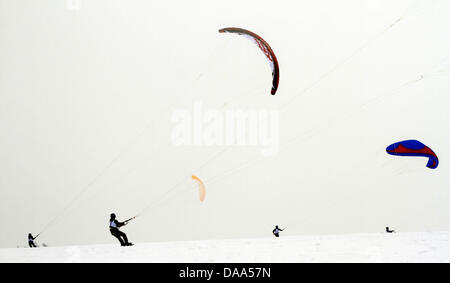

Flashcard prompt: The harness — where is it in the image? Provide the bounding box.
[110,220,117,229]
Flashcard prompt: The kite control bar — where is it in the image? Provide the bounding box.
[124,216,137,225]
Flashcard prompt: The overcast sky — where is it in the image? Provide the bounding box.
[1,0,450,248]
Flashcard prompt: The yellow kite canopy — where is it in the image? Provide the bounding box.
[192,175,206,202]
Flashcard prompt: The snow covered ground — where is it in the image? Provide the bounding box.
[1,231,450,263]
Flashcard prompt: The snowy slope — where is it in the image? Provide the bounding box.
[1,231,450,263]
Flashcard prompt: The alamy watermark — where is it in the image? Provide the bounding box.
[171,102,280,156]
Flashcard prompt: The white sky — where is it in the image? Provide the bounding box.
[0,0,449,248]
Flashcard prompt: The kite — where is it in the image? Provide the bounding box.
[192,175,206,202]
[219,27,280,95]
[386,140,439,169]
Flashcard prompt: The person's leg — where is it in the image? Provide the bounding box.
[111,230,125,246]
[117,230,129,245]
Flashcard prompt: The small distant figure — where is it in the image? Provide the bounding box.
[28,233,37,248]
[272,225,284,238]
[109,213,133,246]
[386,226,395,233]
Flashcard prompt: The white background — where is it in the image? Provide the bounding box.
[0,0,449,248]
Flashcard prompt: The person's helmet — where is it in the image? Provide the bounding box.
[275,225,279,228]
[110,213,116,219]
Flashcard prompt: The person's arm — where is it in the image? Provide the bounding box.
[116,220,126,227]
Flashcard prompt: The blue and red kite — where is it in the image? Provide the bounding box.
[386,140,439,169]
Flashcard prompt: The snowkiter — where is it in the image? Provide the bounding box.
[386,227,395,233]
[28,233,37,248]
[109,213,133,246]
[273,225,284,237]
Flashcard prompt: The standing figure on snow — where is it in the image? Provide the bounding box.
[386,227,395,233]
[272,225,284,238]
[28,233,37,248]
[109,213,133,246]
